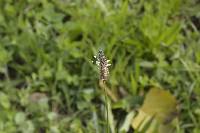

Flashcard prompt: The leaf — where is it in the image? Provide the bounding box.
[107,100,115,133]
[15,112,26,125]
[132,87,178,133]
[0,92,10,109]
[120,110,136,132]
[0,46,11,67]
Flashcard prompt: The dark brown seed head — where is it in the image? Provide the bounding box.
[98,50,111,81]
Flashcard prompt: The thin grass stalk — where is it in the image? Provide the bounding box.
[103,80,109,133]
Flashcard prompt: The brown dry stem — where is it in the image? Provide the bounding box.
[99,80,118,102]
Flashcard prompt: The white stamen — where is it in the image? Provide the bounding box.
[96,61,100,66]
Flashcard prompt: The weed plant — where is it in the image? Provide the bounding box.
[0,0,199,133]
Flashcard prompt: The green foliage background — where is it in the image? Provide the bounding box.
[0,0,200,132]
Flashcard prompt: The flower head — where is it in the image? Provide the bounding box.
[97,50,111,81]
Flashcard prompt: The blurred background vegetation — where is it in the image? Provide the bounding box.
[0,0,200,132]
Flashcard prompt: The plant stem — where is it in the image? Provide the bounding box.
[103,84,109,133]
[99,80,110,133]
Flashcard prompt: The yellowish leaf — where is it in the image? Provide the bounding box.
[132,87,178,133]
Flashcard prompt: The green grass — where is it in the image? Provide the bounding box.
[0,0,200,132]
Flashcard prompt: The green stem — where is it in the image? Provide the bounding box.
[103,82,109,133]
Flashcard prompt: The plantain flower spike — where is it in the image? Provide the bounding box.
[97,50,111,81]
